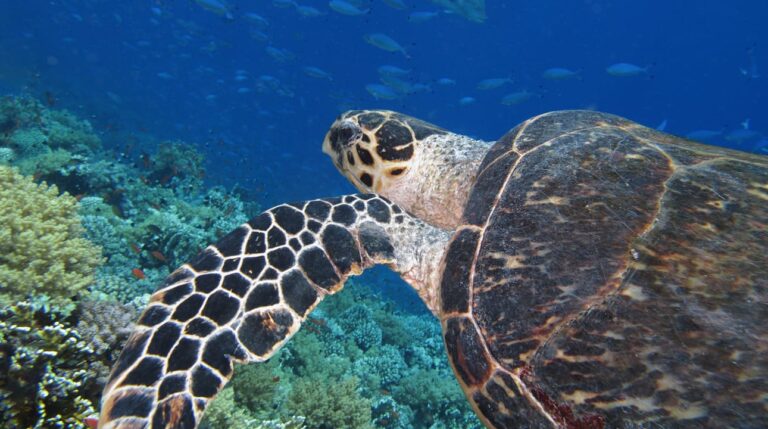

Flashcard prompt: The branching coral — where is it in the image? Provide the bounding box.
[287,376,372,429]
[0,166,103,312]
[229,359,282,417]
[202,386,307,429]
[338,304,383,351]
[74,299,139,385]
[0,302,98,429]
[0,96,100,157]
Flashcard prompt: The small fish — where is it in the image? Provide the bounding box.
[366,83,399,100]
[244,12,269,29]
[501,90,534,105]
[132,268,146,280]
[156,72,174,80]
[753,138,768,154]
[379,75,412,94]
[542,67,580,80]
[129,243,142,254]
[739,47,760,79]
[436,78,456,86]
[302,66,333,80]
[377,65,411,77]
[249,30,269,42]
[151,250,167,262]
[477,77,512,90]
[685,129,722,141]
[459,96,476,105]
[273,0,297,8]
[382,0,407,9]
[328,0,368,16]
[295,4,324,17]
[364,33,409,57]
[408,11,440,23]
[606,63,649,77]
[237,87,251,94]
[741,118,751,130]
[308,316,327,327]
[266,46,295,62]
[726,120,760,143]
[193,0,234,20]
[84,417,98,429]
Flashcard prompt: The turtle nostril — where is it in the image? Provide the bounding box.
[330,120,362,152]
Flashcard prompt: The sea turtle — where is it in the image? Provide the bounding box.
[97,110,768,428]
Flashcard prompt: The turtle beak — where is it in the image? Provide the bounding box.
[323,119,362,166]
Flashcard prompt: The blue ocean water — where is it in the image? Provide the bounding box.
[0,1,766,428]
[2,1,766,206]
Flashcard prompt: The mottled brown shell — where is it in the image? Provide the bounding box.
[440,111,768,428]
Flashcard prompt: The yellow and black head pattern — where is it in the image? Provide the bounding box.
[322,110,446,193]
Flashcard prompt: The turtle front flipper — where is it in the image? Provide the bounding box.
[98,194,450,429]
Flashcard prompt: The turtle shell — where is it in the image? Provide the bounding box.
[440,111,768,428]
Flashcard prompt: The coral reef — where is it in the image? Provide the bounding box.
[287,376,372,429]
[0,165,103,313]
[0,96,261,427]
[0,96,482,428]
[0,96,100,157]
[0,302,96,429]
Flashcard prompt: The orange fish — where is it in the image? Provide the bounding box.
[151,250,167,262]
[131,268,146,280]
[129,243,142,254]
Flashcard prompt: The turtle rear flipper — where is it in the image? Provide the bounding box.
[98,194,450,429]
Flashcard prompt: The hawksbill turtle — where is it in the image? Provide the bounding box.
[97,110,768,428]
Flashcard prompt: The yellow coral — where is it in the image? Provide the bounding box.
[0,166,102,310]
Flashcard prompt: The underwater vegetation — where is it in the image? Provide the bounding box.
[0,96,479,428]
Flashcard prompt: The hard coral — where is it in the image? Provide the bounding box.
[0,302,98,429]
[0,166,102,313]
[287,376,372,429]
[0,96,100,157]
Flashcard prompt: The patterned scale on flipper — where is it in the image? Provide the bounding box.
[98,194,418,429]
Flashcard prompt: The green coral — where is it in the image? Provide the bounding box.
[0,96,100,158]
[287,376,372,429]
[0,302,98,429]
[229,359,282,417]
[16,148,77,177]
[202,386,307,429]
[0,166,102,312]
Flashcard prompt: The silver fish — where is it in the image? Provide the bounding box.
[193,0,234,20]
[328,0,369,15]
[500,90,534,105]
[409,11,440,23]
[477,77,512,90]
[606,63,649,77]
[377,65,411,77]
[366,83,400,100]
[364,33,409,57]
[542,67,580,80]
[303,66,333,81]
[244,12,269,29]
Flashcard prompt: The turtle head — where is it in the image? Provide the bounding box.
[323,110,491,229]
[323,110,422,193]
